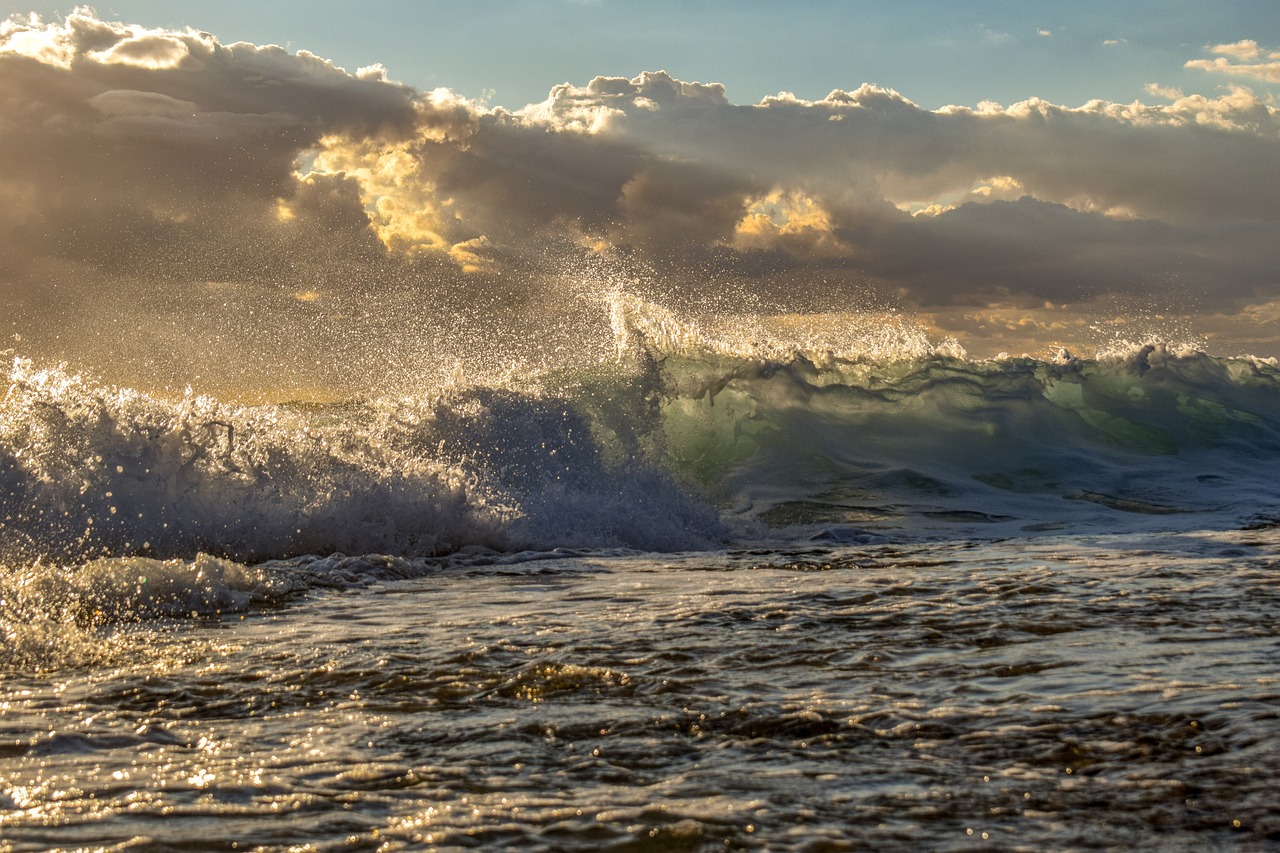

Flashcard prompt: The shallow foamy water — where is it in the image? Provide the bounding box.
[3,529,1278,851]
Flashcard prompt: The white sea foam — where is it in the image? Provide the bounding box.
[0,552,298,671]
[0,354,723,567]
[3,303,1280,573]
[4,307,1280,673]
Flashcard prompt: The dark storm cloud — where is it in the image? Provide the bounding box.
[866,198,1280,307]
[489,73,1280,311]
[3,9,1279,375]
[0,10,426,290]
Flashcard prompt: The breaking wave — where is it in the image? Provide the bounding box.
[5,296,1280,668]
[2,295,1279,563]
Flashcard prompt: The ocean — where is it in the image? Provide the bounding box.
[3,296,1280,851]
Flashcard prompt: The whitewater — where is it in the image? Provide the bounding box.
[3,296,1280,850]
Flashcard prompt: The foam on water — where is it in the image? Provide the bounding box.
[0,353,723,567]
[0,552,298,671]
[4,298,1280,669]
[5,300,1280,562]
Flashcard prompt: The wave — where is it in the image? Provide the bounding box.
[611,297,1280,536]
[5,299,1280,669]
[0,353,722,567]
[3,297,1280,571]
[662,343,1280,528]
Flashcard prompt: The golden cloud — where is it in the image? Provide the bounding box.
[733,189,850,257]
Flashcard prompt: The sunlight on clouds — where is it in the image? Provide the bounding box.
[961,305,1073,335]
[307,134,454,256]
[1194,300,1280,353]
[1209,40,1261,60]
[733,189,849,256]
[1145,83,1183,100]
[3,6,1280,373]
[924,303,1208,358]
[419,87,485,141]
[970,176,1025,200]
[303,121,496,271]
[1241,300,1280,325]
[1186,40,1280,83]
[1159,86,1276,131]
[904,177,1024,218]
[1186,56,1280,83]
[0,10,210,70]
[89,90,201,119]
[518,71,729,133]
[0,12,75,66]
[448,236,496,274]
[92,33,191,69]
[911,203,953,218]
[520,86,626,134]
[953,86,1277,135]
[355,63,391,82]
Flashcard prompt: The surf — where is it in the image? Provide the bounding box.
[3,296,1280,571]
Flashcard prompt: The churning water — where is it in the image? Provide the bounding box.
[3,297,1280,850]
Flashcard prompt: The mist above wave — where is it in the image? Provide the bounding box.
[619,298,1276,521]
[0,351,724,567]
[3,295,1280,570]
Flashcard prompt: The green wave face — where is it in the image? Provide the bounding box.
[5,336,1280,565]
[637,344,1280,534]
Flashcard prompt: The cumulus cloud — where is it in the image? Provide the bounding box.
[1185,40,1280,82]
[0,10,420,272]
[2,10,1280,393]
[1210,39,1261,60]
[481,71,1280,316]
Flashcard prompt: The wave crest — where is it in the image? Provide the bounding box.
[0,355,723,565]
[5,308,1280,569]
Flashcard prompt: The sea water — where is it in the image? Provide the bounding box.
[3,299,1280,850]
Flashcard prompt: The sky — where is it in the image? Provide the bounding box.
[1,3,1279,395]
[9,1,1278,109]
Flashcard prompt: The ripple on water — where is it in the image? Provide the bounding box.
[2,532,1279,850]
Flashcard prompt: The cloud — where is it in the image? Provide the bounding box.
[1210,39,1260,60]
[0,11,421,250]
[980,27,1014,45]
[1144,83,1182,99]
[2,10,1280,393]
[1186,40,1280,82]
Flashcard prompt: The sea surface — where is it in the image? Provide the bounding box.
[3,300,1280,850]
